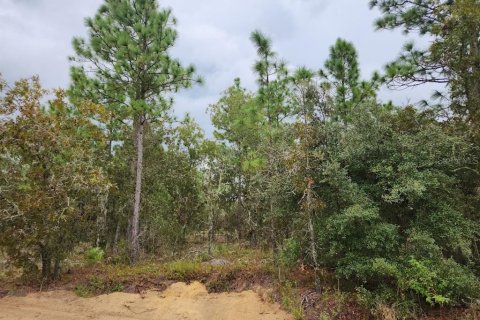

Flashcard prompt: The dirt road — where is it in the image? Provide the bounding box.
[0,281,292,319]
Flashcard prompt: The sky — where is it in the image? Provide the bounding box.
[0,0,440,135]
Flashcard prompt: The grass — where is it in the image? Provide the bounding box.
[0,243,365,318]
[2,243,479,319]
[279,280,304,320]
[73,281,124,297]
[65,243,275,298]
[0,243,326,317]
[163,259,215,280]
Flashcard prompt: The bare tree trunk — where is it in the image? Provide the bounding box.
[129,113,145,263]
[268,144,279,268]
[96,192,108,248]
[53,258,61,280]
[302,87,321,292]
[113,220,121,252]
[39,245,51,280]
[208,208,214,256]
[307,188,320,292]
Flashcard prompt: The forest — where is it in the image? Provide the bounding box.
[1,0,480,319]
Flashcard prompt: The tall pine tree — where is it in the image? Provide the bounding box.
[70,0,200,262]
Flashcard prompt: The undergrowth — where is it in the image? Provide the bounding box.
[3,243,477,319]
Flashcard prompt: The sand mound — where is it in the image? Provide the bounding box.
[0,281,292,320]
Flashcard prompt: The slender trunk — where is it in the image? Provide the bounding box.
[208,170,223,254]
[249,209,258,246]
[467,31,480,127]
[113,219,120,252]
[268,135,278,266]
[181,224,187,245]
[53,258,61,280]
[208,208,214,256]
[40,246,51,280]
[96,192,108,248]
[236,187,243,239]
[307,190,320,292]
[129,113,145,263]
[303,87,321,291]
[96,216,101,248]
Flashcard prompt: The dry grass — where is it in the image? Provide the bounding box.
[4,243,475,319]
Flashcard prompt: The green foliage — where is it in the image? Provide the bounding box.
[70,0,201,115]
[279,238,300,269]
[315,103,479,305]
[369,0,451,35]
[357,285,418,319]
[74,276,124,297]
[320,38,380,123]
[369,256,480,307]
[403,258,450,305]
[370,0,480,124]
[140,118,206,253]
[206,20,480,312]
[279,281,304,320]
[211,244,228,256]
[164,260,205,279]
[85,247,105,266]
[69,0,201,262]
[0,76,110,280]
[74,284,92,298]
[1,2,480,317]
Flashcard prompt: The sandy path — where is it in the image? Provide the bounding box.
[0,281,292,320]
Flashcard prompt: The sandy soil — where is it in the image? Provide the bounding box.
[0,281,292,320]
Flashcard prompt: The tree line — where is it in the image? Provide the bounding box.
[1,0,480,311]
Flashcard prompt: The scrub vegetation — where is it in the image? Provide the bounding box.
[1,0,480,319]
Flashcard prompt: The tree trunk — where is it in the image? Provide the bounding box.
[96,192,108,248]
[53,258,61,280]
[129,113,145,263]
[40,246,51,280]
[302,92,321,292]
[208,208,214,256]
[307,199,320,292]
[268,141,278,266]
[113,219,121,253]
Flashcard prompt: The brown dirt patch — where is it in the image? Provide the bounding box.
[0,281,293,320]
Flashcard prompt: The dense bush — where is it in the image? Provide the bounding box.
[314,105,480,306]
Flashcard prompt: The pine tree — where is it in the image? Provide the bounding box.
[250,30,291,266]
[370,0,480,125]
[321,39,379,123]
[70,0,200,262]
[209,79,262,241]
[290,67,323,291]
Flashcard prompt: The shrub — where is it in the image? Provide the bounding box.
[366,256,480,307]
[163,260,206,279]
[279,280,304,320]
[279,238,300,269]
[85,247,104,266]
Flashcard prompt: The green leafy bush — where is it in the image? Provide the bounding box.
[365,256,480,306]
[84,247,104,266]
[279,238,300,269]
